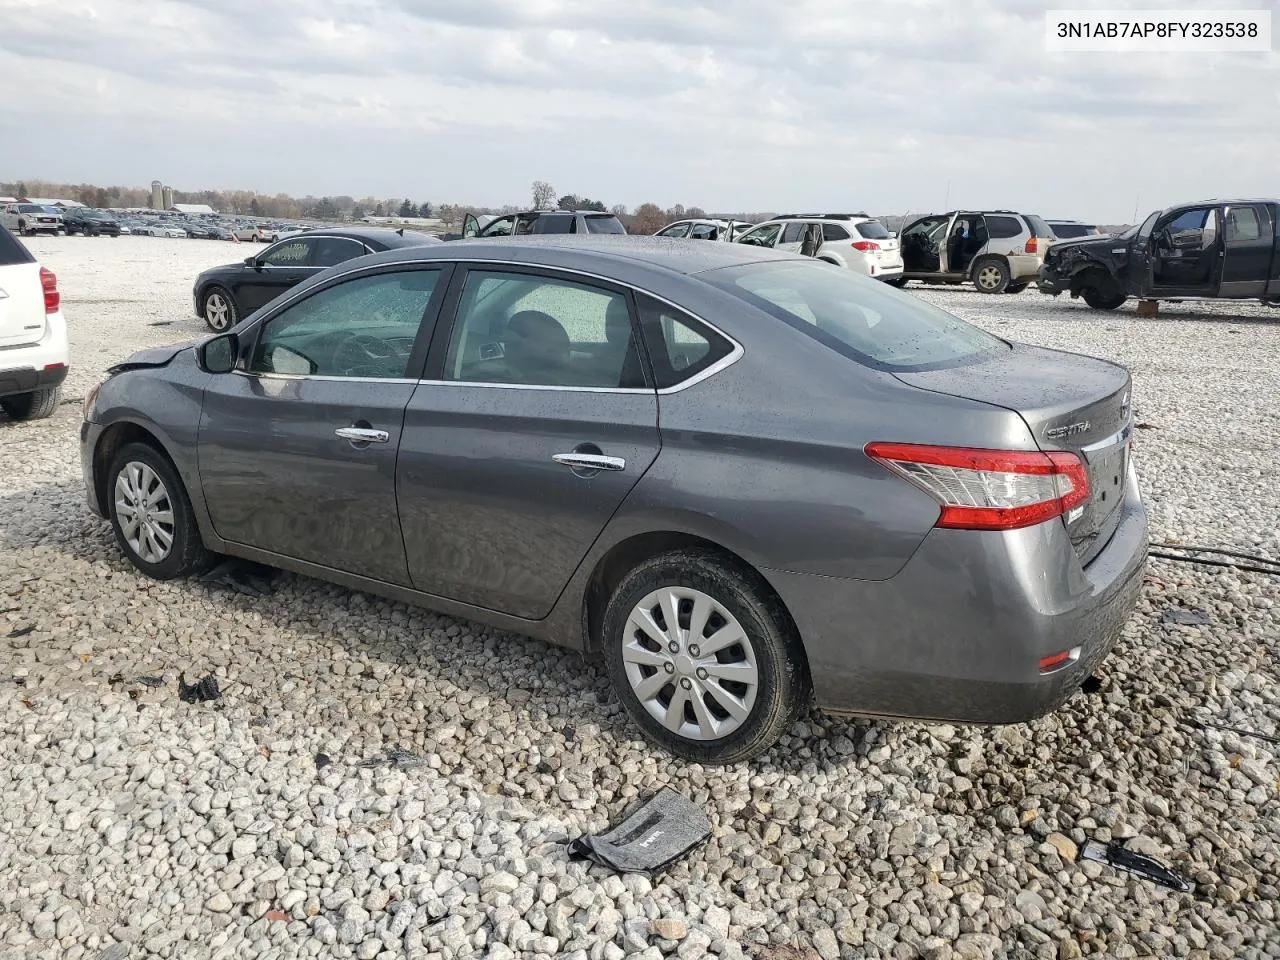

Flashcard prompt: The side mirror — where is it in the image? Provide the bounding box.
[198,333,238,374]
[244,255,260,268]
[462,214,479,239]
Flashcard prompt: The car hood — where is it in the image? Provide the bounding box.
[1047,235,1117,253]
[107,339,202,374]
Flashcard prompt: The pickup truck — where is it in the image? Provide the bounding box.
[460,209,626,238]
[1038,199,1280,310]
[1,203,63,237]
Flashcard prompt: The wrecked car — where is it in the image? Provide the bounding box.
[1038,199,1280,310]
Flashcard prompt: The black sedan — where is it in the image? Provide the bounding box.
[194,228,441,331]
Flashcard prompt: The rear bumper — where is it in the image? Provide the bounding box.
[1007,253,1044,281]
[874,263,905,280]
[0,362,68,398]
[767,462,1148,723]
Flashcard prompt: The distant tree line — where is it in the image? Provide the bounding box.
[1,177,784,234]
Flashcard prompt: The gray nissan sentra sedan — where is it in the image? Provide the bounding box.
[81,237,1147,763]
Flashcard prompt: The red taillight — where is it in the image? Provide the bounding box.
[1024,237,1039,255]
[864,442,1090,531]
[851,240,880,252]
[40,267,59,314]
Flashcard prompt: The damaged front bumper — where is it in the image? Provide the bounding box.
[1036,265,1069,296]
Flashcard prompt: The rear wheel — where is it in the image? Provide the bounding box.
[106,442,212,580]
[1,386,60,421]
[603,550,810,764]
[202,287,238,332]
[971,257,1010,294]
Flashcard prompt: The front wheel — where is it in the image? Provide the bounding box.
[971,257,1011,294]
[202,287,238,332]
[1081,284,1127,310]
[106,442,212,580]
[603,550,810,764]
[1,386,60,421]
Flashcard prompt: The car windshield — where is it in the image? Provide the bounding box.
[583,216,626,235]
[707,261,1007,372]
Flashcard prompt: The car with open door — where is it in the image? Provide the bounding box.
[655,219,755,242]
[84,236,1146,764]
[734,214,903,281]
[1038,199,1280,310]
[193,227,441,331]
[894,210,1054,293]
[461,210,627,239]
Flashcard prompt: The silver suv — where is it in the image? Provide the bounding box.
[893,210,1054,294]
[735,214,903,281]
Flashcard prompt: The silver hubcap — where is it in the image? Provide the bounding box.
[623,587,759,741]
[977,266,1001,289]
[114,462,175,564]
[206,293,231,330]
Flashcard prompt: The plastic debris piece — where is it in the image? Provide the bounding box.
[265,909,289,921]
[314,753,331,770]
[1161,608,1210,626]
[1079,838,1193,892]
[360,747,424,768]
[567,787,711,875]
[137,676,164,687]
[178,673,221,703]
[196,558,276,597]
[7,624,35,638]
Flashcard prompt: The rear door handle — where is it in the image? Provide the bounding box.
[335,426,389,444]
[552,453,625,472]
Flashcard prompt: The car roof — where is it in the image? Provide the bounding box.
[1163,198,1279,214]
[351,235,798,277]
[771,213,874,221]
[299,226,440,246]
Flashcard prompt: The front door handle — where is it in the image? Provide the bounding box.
[552,453,625,472]
[335,426,389,444]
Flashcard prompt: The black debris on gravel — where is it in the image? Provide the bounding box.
[196,559,277,597]
[177,674,221,703]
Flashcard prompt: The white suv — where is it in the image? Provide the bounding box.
[735,214,904,281]
[655,218,755,242]
[0,226,68,420]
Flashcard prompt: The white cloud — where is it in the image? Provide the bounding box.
[0,0,1276,220]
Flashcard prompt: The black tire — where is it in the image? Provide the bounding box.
[602,549,811,764]
[106,442,212,580]
[884,276,910,288]
[1005,282,1030,294]
[1,386,60,421]
[971,256,1010,294]
[18,222,30,237]
[201,286,238,332]
[1081,282,1127,310]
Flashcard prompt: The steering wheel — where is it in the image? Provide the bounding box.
[333,334,401,378]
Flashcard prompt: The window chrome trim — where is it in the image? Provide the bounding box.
[233,371,420,385]
[242,256,744,393]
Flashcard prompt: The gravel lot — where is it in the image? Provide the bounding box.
[2,235,1278,960]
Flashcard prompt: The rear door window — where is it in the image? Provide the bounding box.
[1224,206,1261,242]
[985,216,1022,239]
[636,294,734,389]
[583,216,626,235]
[312,236,368,267]
[823,223,851,241]
[709,261,1005,372]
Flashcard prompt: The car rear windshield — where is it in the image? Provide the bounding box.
[582,216,626,235]
[1024,215,1053,237]
[0,225,34,265]
[855,220,890,239]
[706,261,1006,372]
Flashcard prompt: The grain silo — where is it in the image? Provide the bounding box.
[150,180,163,210]
[161,185,174,209]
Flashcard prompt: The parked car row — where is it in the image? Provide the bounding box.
[89,234,1146,763]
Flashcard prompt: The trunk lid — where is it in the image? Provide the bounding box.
[0,262,47,348]
[893,343,1132,564]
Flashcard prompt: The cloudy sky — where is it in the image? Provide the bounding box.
[1,0,1276,220]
